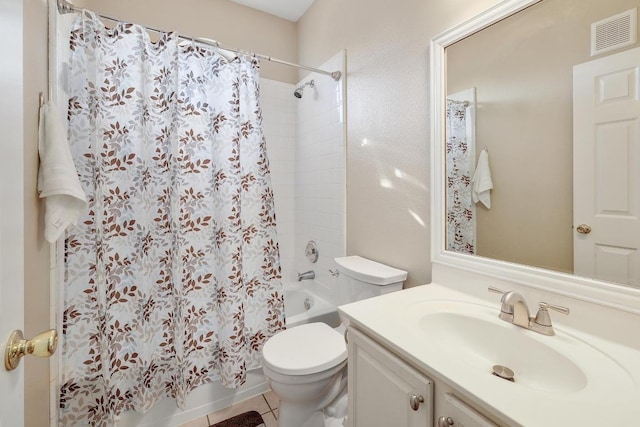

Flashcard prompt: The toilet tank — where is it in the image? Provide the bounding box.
[334,256,408,305]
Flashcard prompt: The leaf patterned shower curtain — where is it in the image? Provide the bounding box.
[446,100,475,254]
[60,12,285,426]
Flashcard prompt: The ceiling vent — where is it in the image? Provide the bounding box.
[591,8,637,56]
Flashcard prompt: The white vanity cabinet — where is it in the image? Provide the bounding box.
[340,280,640,426]
[347,327,434,427]
[347,325,504,427]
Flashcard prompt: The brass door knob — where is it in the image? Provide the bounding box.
[4,329,57,371]
[576,224,592,234]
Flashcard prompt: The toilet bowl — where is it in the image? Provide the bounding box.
[262,256,407,427]
[262,322,348,427]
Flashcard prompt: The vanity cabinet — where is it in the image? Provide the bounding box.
[347,326,503,427]
[347,327,434,427]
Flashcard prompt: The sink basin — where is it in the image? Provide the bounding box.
[419,310,586,393]
[408,300,635,399]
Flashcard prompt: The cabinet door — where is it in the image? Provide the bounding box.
[348,327,433,427]
[440,393,498,427]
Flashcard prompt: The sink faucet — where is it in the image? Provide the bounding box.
[499,290,530,328]
[488,287,569,335]
[297,270,315,281]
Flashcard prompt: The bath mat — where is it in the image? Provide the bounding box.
[211,410,266,427]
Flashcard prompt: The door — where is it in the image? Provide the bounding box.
[574,47,640,287]
[0,0,25,425]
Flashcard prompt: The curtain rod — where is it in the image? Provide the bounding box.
[56,0,342,81]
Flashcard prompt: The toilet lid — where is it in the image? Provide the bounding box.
[262,322,347,376]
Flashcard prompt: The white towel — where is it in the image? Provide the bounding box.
[38,101,87,243]
[471,148,493,209]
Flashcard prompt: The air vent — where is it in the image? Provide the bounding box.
[591,8,637,56]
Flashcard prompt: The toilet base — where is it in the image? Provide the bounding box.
[278,401,347,427]
[325,393,348,419]
[324,415,347,427]
[278,401,325,427]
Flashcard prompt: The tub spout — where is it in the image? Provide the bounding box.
[297,270,315,281]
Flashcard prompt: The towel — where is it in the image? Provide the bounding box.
[38,101,87,243]
[471,148,493,209]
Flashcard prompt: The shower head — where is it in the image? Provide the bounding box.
[293,80,315,99]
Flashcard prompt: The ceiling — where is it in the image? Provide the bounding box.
[229,0,315,22]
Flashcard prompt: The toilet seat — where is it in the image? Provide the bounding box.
[263,322,347,376]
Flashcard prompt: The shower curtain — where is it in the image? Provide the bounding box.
[60,12,285,426]
[446,100,475,254]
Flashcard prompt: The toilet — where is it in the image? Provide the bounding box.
[262,256,407,427]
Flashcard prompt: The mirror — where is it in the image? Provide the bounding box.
[431,0,640,311]
[445,0,640,286]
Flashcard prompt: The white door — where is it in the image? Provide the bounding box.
[574,47,640,287]
[0,0,25,425]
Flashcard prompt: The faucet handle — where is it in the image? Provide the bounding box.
[539,302,570,315]
[533,302,570,336]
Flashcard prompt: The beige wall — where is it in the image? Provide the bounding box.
[447,0,639,274]
[84,0,298,83]
[23,0,51,426]
[297,0,501,286]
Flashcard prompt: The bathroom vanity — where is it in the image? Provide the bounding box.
[339,282,640,427]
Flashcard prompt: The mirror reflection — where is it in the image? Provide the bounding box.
[445,0,640,288]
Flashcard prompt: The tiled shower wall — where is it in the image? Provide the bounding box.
[259,78,297,282]
[294,52,346,303]
[261,51,346,290]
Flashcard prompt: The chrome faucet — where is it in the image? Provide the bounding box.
[488,287,569,336]
[297,270,315,281]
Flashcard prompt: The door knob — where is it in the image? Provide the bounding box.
[576,224,592,235]
[4,329,57,371]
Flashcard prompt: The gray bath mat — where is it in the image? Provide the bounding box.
[211,410,266,427]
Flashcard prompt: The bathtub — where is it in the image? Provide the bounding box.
[284,281,341,328]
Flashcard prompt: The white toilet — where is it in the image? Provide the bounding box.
[262,256,407,427]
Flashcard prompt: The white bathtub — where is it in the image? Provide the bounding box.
[284,281,341,328]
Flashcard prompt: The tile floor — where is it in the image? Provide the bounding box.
[180,391,279,427]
